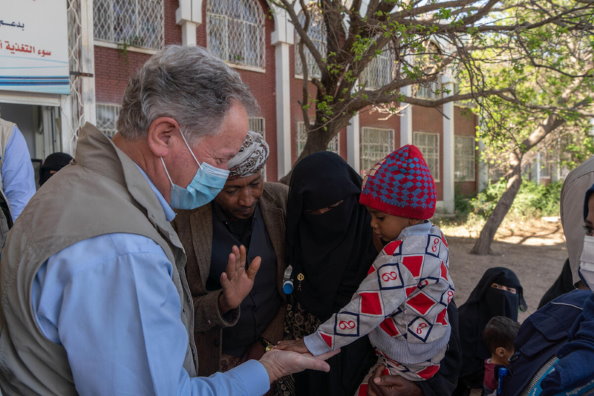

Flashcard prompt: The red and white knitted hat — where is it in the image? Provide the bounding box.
[359,145,437,219]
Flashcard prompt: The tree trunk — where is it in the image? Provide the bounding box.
[470,163,523,255]
[278,119,345,184]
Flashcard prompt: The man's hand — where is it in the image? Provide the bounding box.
[259,349,340,383]
[218,245,261,314]
[274,339,309,353]
[367,365,422,396]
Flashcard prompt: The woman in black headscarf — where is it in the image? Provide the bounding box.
[454,267,527,395]
[284,151,378,396]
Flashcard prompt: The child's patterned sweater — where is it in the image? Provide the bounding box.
[304,221,454,380]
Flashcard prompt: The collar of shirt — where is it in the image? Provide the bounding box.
[134,165,175,222]
[399,220,433,239]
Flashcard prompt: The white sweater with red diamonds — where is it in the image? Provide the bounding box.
[304,222,454,376]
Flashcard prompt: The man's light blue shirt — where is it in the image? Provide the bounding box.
[2,126,35,220]
[30,167,270,395]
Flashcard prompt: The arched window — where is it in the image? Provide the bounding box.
[294,10,326,79]
[207,0,265,69]
[94,0,164,50]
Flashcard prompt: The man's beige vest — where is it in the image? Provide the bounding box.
[0,123,197,395]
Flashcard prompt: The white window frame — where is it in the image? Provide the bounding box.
[294,11,326,79]
[413,131,440,182]
[95,103,121,138]
[93,0,164,51]
[454,136,476,182]
[360,127,395,173]
[297,122,339,155]
[206,0,266,70]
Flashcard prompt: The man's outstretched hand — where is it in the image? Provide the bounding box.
[218,245,261,314]
[259,349,340,383]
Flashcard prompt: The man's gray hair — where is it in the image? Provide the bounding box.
[117,45,258,140]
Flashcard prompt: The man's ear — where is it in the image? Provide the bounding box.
[147,117,179,157]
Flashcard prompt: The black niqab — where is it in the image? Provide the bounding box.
[287,152,378,321]
[457,267,526,387]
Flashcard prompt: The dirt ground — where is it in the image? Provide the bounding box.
[438,216,567,323]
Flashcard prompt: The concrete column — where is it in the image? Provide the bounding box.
[177,0,201,46]
[400,85,413,146]
[347,113,360,171]
[80,0,96,125]
[441,73,455,213]
[271,7,294,179]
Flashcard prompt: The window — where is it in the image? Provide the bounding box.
[294,11,326,79]
[455,136,476,182]
[207,0,265,68]
[360,48,394,90]
[249,117,265,137]
[415,81,441,99]
[413,132,440,181]
[539,152,553,178]
[94,0,164,50]
[360,127,394,173]
[96,103,121,138]
[297,122,339,155]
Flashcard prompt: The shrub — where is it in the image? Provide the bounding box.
[455,178,562,220]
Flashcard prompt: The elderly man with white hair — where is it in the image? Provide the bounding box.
[0,46,332,395]
[174,131,290,383]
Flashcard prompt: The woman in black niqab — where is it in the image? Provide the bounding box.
[454,267,527,395]
[284,152,377,396]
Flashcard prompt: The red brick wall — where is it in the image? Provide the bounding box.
[95,0,181,104]
[412,105,444,200]
[454,105,477,137]
[94,47,150,104]
[235,0,278,180]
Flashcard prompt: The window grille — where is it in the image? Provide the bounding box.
[360,48,394,90]
[415,81,441,99]
[294,11,326,79]
[454,136,476,182]
[207,0,265,68]
[413,132,440,181]
[249,117,265,137]
[67,0,85,139]
[94,0,164,50]
[96,103,121,138]
[360,127,394,173]
[297,122,339,155]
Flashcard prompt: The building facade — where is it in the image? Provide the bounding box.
[0,0,479,211]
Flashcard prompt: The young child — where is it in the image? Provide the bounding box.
[482,316,520,395]
[277,145,455,394]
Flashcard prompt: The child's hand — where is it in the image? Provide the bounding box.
[274,339,309,353]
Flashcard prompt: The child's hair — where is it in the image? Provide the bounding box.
[483,316,520,353]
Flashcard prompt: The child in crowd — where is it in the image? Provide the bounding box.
[277,145,455,394]
[482,316,520,395]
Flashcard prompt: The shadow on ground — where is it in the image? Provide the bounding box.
[447,236,566,323]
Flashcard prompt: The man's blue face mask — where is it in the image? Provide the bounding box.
[161,131,229,210]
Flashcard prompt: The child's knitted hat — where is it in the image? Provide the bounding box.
[359,145,436,219]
